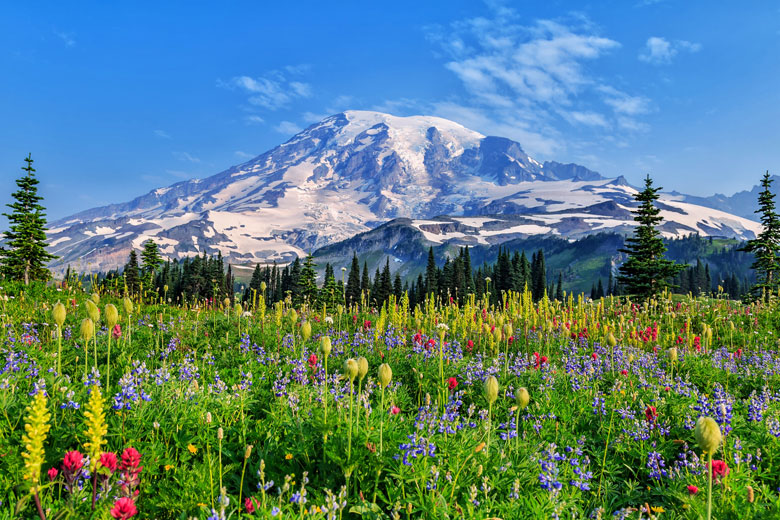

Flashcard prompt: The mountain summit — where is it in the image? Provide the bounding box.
[46,111,761,273]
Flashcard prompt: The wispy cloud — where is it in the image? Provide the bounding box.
[221,66,313,111]
[423,7,649,157]
[154,129,171,139]
[172,151,200,163]
[54,31,75,47]
[275,121,303,135]
[234,150,254,159]
[165,170,192,179]
[639,36,701,65]
[246,115,265,125]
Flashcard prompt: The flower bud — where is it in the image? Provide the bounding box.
[105,304,119,328]
[260,281,267,292]
[217,427,224,440]
[357,357,369,382]
[668,347,678,363]
[289,309,298,325]
[52,301,66,327]
[123,297,133,315]
[319,336,332,358]
[607,333,617,348]
[301,321,312,342]
[206,412,212,424]
[80,318,94,342]
[85,299,100,323]
[91,292,100,305]
[223,297,230,309]
[694,416,722,455]
[234,303,243,317]
[378,363,392,388]
[484,376,499,405]
[746,485,754,503]
[516,387,530,409]
[244,445,253,459]
[343,358,358,382]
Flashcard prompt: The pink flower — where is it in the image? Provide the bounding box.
[447,377,458,391]
[687,485,698,495]
[591,352,598,360]
[466,339,474,353]
[112,324,122,339]
[120,448,142,471]
[645,406,658,423]
[711,460,730,479]
[390,405,400,415]
[307,353,317,369]
[110,497,138,519]
[62,450,84,473]
[100,452,118,472]
[245,497,257,514]
[620,369,628,376]
[47,467,58,481]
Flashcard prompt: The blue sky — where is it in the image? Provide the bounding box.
[1,1,779,220]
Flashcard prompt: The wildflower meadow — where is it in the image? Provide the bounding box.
[2,282,780,519]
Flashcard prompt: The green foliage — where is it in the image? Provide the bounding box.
[741,171,780,301]
[0,154,57,284]
[618,175,684,299]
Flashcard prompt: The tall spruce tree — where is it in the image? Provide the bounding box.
[0,154,57,284]
[617,175,683,299]
[124,250,141,295]
[345,253,362,305]
[741,171,780,300]
[300,254,318,304]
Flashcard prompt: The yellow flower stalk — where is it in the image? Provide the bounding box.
[83,386,108,472]
[22,391,51,494]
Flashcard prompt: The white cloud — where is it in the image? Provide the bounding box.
[222,68,313,111]
[234,150,254,159]
[639,36,701,65]
[154,129,171,139]
[424,8,647,158]
[165,170,192,179]
[275,121,303,135]
[246,115,265,124]
[55,31,75,47]
[172,151,200,163]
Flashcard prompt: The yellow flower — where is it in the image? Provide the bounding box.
[188,444,197,454]
[83,387,107,472]
[21,391,51,493]
[285,453,293,460]
[651,506,665,514]
[197,503,207,508]
[165,464,173,471]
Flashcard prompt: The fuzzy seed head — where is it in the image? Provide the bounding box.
[343,358,359,382]
[123,297,133,314]
[694,416,722,455]
[516,387,530,409]
[85,299,100,323]
[607,333,617,348]
[301,321,312,341]
[52,301,66,327]
[484,376,499,405]
[217,427,224,440]
[80,318,95,342]
[91,292,100,305]
[378,363,392,388]
[105,304,119,328]
[289,309,298,325]
[319,336,332,357]
[357,357,369,382]
[668,347,678,363]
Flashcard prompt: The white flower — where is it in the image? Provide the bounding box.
[436,323,449,331]
[325,316,334,324]
[242,311,252,318]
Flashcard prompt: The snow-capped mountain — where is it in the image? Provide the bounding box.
[45,110,762,274]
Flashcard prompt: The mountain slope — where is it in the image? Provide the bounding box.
[45,111,762,274]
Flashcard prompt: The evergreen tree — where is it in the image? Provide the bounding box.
[425,247,438,295]
[596,279,605,299]
[345,253,361,305]
[361,261,371,297]
[556,272,564,301]
[124,250,141,295]
[617,175,684,299]
[393,272,403,299]
[741,172,780,300]
[531,249,546,301]
[300,254,318,304]
[140,239,163,281]
[0,154,57,284]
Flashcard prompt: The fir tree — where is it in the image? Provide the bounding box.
[300,254,318,304]
[556,272,564,301]
[345,253,361,305]
[0,154,57,284]
[617,175,683,299]
[741,172,780,300]
[361,261,371,297]
[124,250,141,295]
[140,239,163,281]
[425,247,438,295]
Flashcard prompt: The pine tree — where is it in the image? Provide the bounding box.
[556,272,564,301]
[140,239,163,282]
[345,253,361,305]
[0,154,57,284]
[617,175,683,299]
[531,249,546,301]
[425,247,438,295]
[124,250,141,295]
[300,254,318,304]
[741,172,780,300]
[361,261,371,297]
